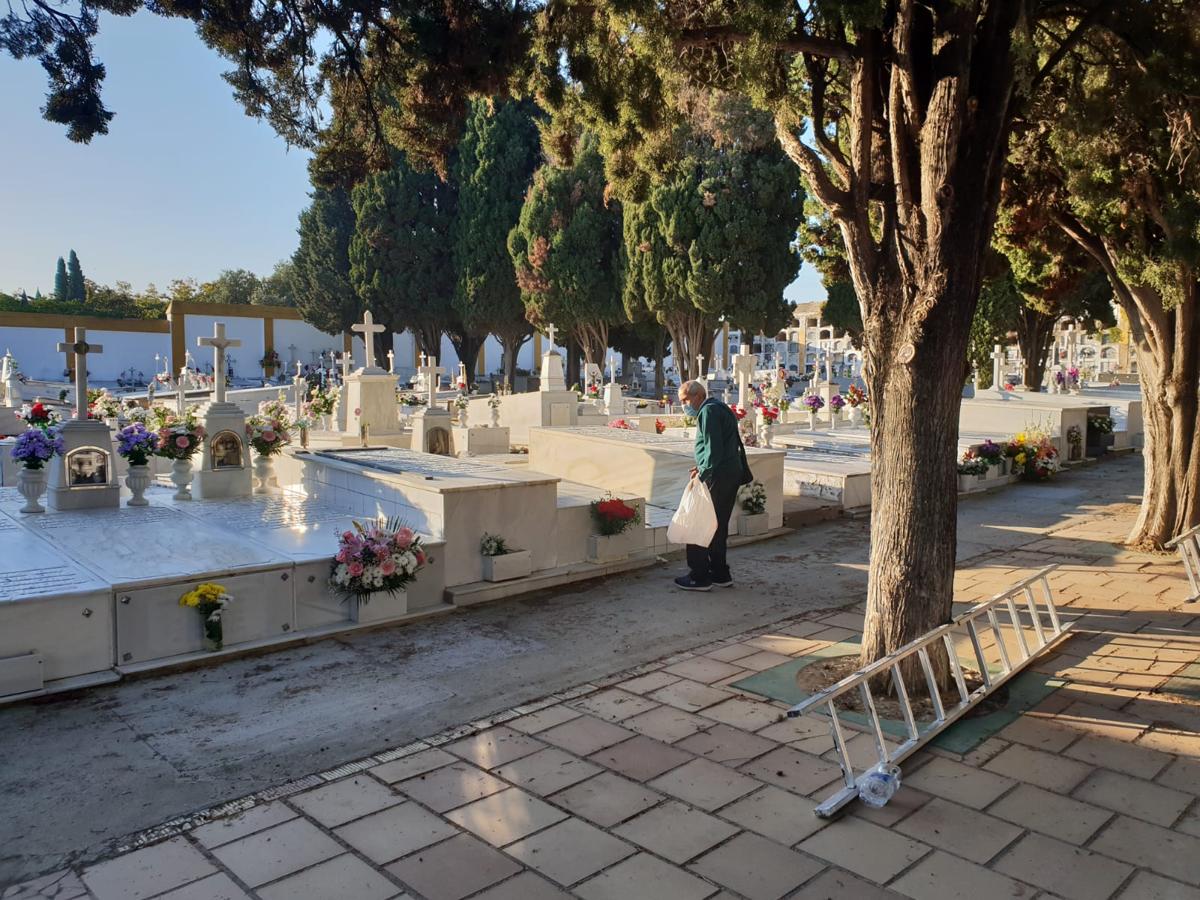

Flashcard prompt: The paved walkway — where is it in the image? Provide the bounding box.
[6,457,1200,899]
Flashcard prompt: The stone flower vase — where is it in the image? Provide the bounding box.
[808,410,817,431]
[490,405,501,428]
[171,458,194,500]
[459,404,470,429]
[17,465,48,514]
[322,414,333,431]
[203,617,223,652]
[125,463,152,507]
[253,453,275,493]
[848,405,864,426]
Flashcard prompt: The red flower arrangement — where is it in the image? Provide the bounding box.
[608,418,633,430]
[590,494,642,535]
[730,404,747,420]
[17,402,56,429]
[754,403,780,423]
[655,418,665,434]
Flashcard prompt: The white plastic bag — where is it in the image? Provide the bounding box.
[667,477,718,546]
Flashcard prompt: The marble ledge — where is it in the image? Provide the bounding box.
[297,450,561,493]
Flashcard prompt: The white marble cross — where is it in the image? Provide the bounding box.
[387,349,395,375]
[338,352,352,380]
[458,361,468,387]
[991,344,1005,390]
[696,354,705,380]
[197,323,241,405]
[176,367,191,417]
[57,327,104,419]
[608,354,617,385]
[732,344,756,408]
[545,324,557,352]
[352,310,386,369]
[419,357,445,406]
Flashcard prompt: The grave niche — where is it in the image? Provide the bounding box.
[209,431,244,469]
[426,427,451,456]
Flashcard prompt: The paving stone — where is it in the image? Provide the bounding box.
[446,726,546,768]
[210,818,343,888]
[289,775,403,827]
[572,688,662,722]
[507,705,583,735]
[550,772,663,828]
[745,634,823,655]
[154,873,253,900]
[1064,735,1173,780]
[648,758,761,811]
[619,671,682,695]
[894,798,1022,864]
[575,853,717,900]
[1139,727,1200,757]
[588,735,693,781]
[614,800,739,864]
[539,715,636,756]
[733,651,793,672]
[1155,757,1200,795]
[700,697,784,731]
[488,741,599,792]
[666,657,747,684]
[386,833,522,900]
[505,817,635,886]
[997,714,1082,752]
[992,833,1134,900]
[790,868,896,900]
[1117,871,1200,900]
[717,785,832,845]
[689,831,825,900]
[334,800,459,864]
[396,762,509,813]
[256,853,400,900]
[445,786,567,846]
[737,746,842,797]
[82,838,216,900]
[1073,769,1193,827]
[849,785,933,828]
[890,850,1035,900]
[987,783,1112,844]
[1061,701,1152,742]
[649,679,733,712]
[1090,816,1200,886]
[705,643,762,663]
[798,816,929,883]
[906,757,1016,809]
[471,871,573,900]
[191,802,298,849]
[370,748,459,784]
[1179,807,1200,839]
[1,869,89,900]
[984,743,1092,793]
[623,705,711,743]
[676,724,777,765]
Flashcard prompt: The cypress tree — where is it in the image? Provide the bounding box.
[66,250,85,300]
[53,257,68,300]
[292,188,361,336]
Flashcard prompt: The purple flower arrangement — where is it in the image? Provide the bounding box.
[10,428,64,469]
[116,423,159,466]
[803,394,825,411]
[829,393,846,411]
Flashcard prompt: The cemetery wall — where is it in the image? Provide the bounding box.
[0,312,171,380]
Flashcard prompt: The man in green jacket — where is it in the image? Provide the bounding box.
[675,379,748,591]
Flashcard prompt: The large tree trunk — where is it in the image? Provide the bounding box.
[653,331,666,397]
[498,332,530,388]
[565,338,581,388]
[1016,306,1056,390]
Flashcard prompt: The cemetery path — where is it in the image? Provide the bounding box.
[0,455,1168,893]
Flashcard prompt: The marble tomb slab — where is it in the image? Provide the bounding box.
[783,451,873,509]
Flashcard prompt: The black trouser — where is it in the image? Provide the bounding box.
[686,472,740,585]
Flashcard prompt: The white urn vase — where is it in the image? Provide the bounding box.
[253,454,275,493]
[322,414,333,431]
[459,404,470,429]
[490,405,500,428]
[848,405,864,426]
[17,466,48,514]
[808,410,817,431]
[171,458,194,500]
[125,463,152,507]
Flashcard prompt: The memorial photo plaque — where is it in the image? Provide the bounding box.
[210,431,244,469]
[66,447,110,488]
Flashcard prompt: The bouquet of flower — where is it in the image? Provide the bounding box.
[803,394,825,411]
[779,398,791,411]
[682,414,697,428]
[488,393,502,409]
[17,402,58,430]
[846,384,867,407]
[330,517,426,604]
[155,409,207,461]
[957,455,988,476]
[590,494,641,535]
[587,383,600,398]
[453,394,469,411]
[730,404,747,420]
[10,427,63,469]
[976,439,1005,466]
[179,582,233,650]
[1088,414,1114,434]
[1054,370,1066,386]
[1066,425,1083,447]
[399,394,427,407]
[259,349,282,369]
[246,397,293,456]
[307,384,337,417]
[1006,430,1061,480]
[116,423,159,465]
[480,533,509,557]
[89,388,122,420]
[829,393,846,412]
[738,481,767,515]
[124,404,152,425]
[1067,367,1081,385]
[755,404,780,424]
[655,418,666,434]
[608,418,633,430]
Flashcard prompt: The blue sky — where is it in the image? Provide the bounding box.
[0,11,825,303]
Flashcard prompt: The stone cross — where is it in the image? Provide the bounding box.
[458,361,468,387]
[824,352,833,384]
[696,354,705,380]
[608,354,617,385]
[176,367,191,417]
[972,366,980,393]
[387,349,395,374]
[545,324,557,352]
[732,344,756,409]
[991,344,1005,390]
[57,328,103,420]
[338,352,352,380]
[419,357,445,407]
[352,310,386,369]
[197,323,241,405]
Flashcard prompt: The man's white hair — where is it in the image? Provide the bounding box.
[679,379,707,402]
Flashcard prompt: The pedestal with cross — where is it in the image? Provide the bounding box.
[603,353,624,415]
[411,357,454,455]
[343,310,401,443]
[193,323,252,499]
[731,345,757,419]
[48,327,120,510]
[538,325,566,392]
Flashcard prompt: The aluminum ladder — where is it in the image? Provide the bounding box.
[1165,524,1200,602]
[787,565,1073,817]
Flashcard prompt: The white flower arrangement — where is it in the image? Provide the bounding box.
[738,481,767,515]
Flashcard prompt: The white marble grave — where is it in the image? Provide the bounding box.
[194,324,253,499]
[344,310,403,442]
[48,328,120,511]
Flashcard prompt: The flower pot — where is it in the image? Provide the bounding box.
[253,454,275,493]
[808,410,817,431]
[125,463,152,506]
[957,474,975,492]
[482,549,532,582]
[848,406,864,427]
[322,414,333,431]
[17,466,47,514]
[738,512,770,536]
[171,458,194,500]
[349,590,409,624]
[588,529,640,563]
[758,423,774,448]
[459,406,470,428]
[490,407,501,428]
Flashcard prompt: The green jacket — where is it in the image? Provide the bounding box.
[694,398,743,483]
